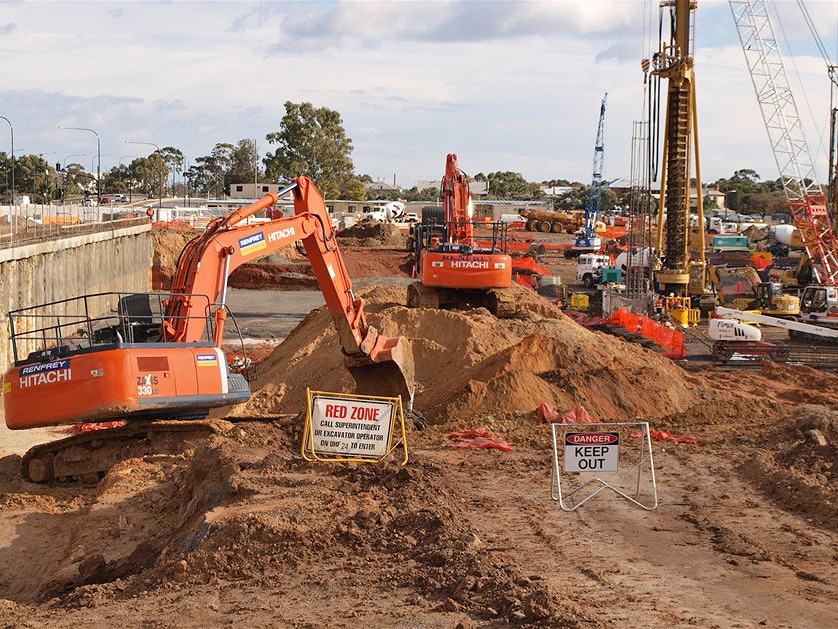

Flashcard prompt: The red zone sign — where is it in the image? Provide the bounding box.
[564,432,620,473]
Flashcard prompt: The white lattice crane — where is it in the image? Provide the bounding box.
[729,0,838,285]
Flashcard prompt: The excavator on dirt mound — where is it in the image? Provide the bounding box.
[407,153,517,317]
[3,177,415,483]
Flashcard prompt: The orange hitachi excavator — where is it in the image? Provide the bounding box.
[3,176,414,482]
[407,153,515,316]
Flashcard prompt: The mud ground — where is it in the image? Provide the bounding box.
[2,226,837,627]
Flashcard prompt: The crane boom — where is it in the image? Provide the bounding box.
[729,0,838,285]
[715,306,838,338]
[573,93,607,252]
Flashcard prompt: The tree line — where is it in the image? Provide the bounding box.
[0,101,801,215]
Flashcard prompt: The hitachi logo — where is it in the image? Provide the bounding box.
[451,261,489,269]
[268,227,296,242]
[20,368,71,388]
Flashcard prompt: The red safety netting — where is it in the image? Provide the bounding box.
[537,403,699,444]
[605,309,686,359]
[512,256,553,276]
[448,428,513,452]
[536,403,600,424]
[67,420,127,435]
[631,429,700,444]
[601,226,627,239]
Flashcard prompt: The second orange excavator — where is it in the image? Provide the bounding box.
[407,153,516,317]
[3,177,414,482]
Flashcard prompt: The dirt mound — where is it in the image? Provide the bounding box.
[741,405,838,530]
[151,226,198,289]
[230,283,699,423]
[338,221,407,248]
[0,424,591,626]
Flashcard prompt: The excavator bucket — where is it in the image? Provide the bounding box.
[345,333,415,409]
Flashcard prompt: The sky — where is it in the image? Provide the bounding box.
[0,0,836,188]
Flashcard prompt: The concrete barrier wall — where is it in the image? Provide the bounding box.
[0,224,152,372]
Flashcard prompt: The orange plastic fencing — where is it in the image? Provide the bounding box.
[448,428,513,452]
[601,226,627,239]
[536,403,599,424]
[605,308,687,359]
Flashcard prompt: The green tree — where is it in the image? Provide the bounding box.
[263,101,355,195]
[554,185,616,212]
[486,171,530,199]
[341,178,367,201]
[230,139,261,184]
[129,154,169,197]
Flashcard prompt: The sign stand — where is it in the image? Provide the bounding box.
[301,388,408,465]
[550,421,658,511]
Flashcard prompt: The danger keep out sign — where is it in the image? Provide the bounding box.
[564,432,619,473]
[310,395,395,459]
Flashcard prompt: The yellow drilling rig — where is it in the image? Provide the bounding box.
[652,0,707,298]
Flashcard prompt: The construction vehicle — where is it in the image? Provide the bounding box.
[707,265,799,316]
[2,177,415,482]
[572,93,607,255]
[520,207,584,234]
[767,253,814,288]
[710,306,838,361]
[798,284,838,328]
[407,154,516,317]
[576,254,612,288]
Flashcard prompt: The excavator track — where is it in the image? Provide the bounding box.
[407,282,441,309]
[407,282,519,319]
[485,288,518,319]
[21,419,233,484]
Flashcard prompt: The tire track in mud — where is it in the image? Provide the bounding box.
[433,447,838,628]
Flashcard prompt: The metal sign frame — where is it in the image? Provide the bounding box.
[550,421,658,511]
[301,388,408,465]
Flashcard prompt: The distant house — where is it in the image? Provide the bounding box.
[606,178,726,211]
[414,179,489,196]
[540,186,574,197]
[364,181,402,193]
[229,182,293,199]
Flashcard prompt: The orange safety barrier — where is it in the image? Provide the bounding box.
[67,420,127,434]
[512,256,553,276]
[605,308,687,359]
[536,402,600,424]
[601,226,627,239]
[473,239,571,252]
[448,428,513,452]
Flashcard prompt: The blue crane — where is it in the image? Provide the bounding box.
[573,93,607,253]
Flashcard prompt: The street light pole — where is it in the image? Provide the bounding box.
[59,126,100,204]
[125,140,162,219]
[0,116,14,206]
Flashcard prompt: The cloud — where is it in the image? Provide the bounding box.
[0,0,833,186]
[274,1,640,51]
[595,37,641,63]
[108,8,124,18]
[0,22,16,35]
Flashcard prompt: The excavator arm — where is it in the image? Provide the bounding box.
[442,153,474,246]
[165,176,414,403]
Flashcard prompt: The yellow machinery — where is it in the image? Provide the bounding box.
[708,265,800,316]
[651,0,706,297]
